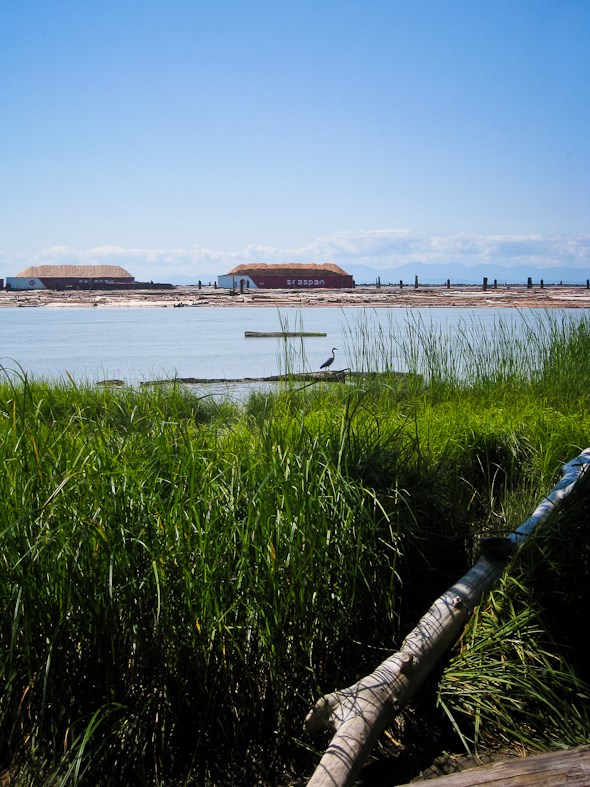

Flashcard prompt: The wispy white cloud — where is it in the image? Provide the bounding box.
[300,231,590,270]
[245,230,590,270]
[2,231,589,282]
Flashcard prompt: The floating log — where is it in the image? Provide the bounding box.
[396,744,590,785]
[304,448,590,787]
[245,331,327,338]
[140,369,348,386]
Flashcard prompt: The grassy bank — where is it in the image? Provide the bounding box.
[1,311,590,784]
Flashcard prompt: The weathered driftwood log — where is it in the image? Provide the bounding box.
[304,448,590,787]
[395,744,590,786]
[140,370,348,385]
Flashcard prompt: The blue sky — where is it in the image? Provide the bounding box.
[1,0,589,282]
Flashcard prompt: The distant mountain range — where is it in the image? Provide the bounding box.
[167,262,590,287]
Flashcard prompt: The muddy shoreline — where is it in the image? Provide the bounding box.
[1,283,590,309]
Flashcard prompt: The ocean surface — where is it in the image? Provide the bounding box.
[1,306,587,396]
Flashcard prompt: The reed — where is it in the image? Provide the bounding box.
[1,310,590,784]
[438,468,590,752]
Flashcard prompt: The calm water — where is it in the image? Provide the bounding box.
[1,306,587,391]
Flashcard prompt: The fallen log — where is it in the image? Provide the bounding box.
[396,744,590,786]
[140,369,349,385]
[304,448,590,787]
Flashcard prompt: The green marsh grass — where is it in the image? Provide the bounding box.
[2,310,590,783]
[438,468,590,753]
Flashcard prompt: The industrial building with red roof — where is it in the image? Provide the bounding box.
[218,263,354,290]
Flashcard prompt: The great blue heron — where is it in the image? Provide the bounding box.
[320,347,338,370]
